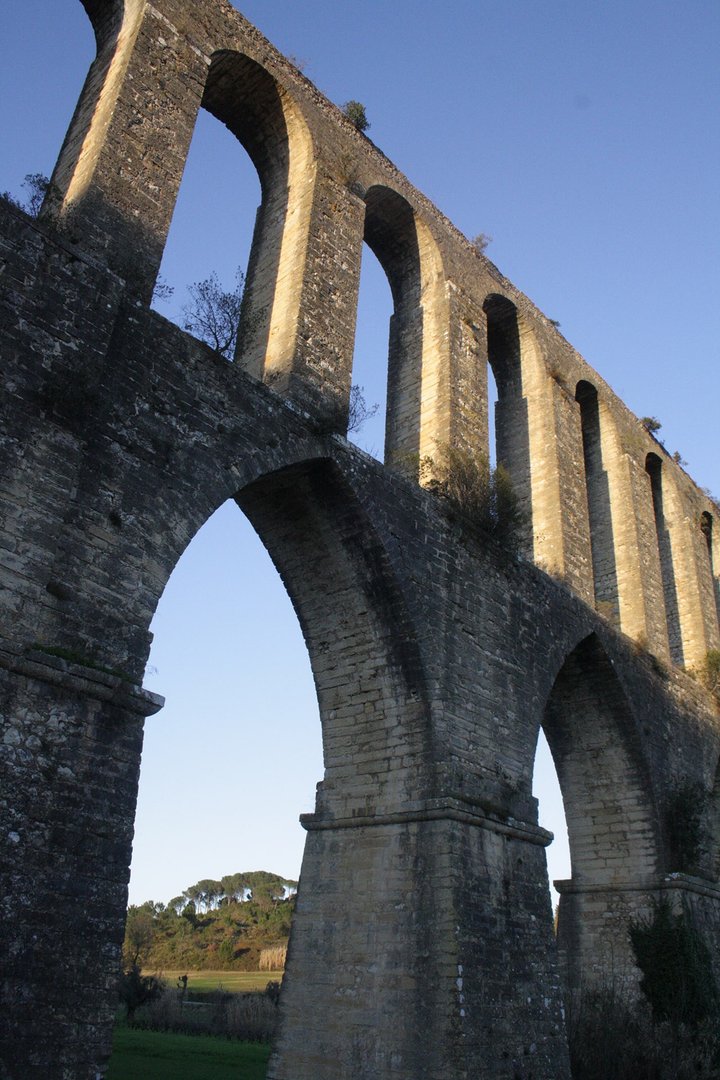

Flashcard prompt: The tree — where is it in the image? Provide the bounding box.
[641,416,662,434]
[2,172,51,218]
[123,904,157,969]
[471,232,492,254]
[421,443,525,550]
[118,966,163,1021]
[347,384,378,433]
[182,269,245,358]
[342,100,370,133]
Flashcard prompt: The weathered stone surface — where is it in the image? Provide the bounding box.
[1,2,719,1078]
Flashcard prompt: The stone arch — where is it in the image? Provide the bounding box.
[483,294,560,563]
[541,633,660,989]
[483,295,528,525]
[363,187,448,471]
[701,510,720,632]
[575,381,619,623]
[135,453,435,1073]
[645,453,683,664]
[170,51,316,376]
[143,453,433,812]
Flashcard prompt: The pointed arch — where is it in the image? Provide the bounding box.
[142,453,434,815]
[701,510,720,634]
[363,187,448,471]
[483,294,561,564]
[646,453,683,664]
[199,51,316,376]
[542,634,660,989]
[576,381,619,623]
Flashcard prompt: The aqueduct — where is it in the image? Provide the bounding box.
[1,2,720,1077]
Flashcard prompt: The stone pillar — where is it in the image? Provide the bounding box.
[600,420,651,644]
[0,647,161,1080]
[270,174,367,431]
[662,479,718,669]
[557,874,720,1000]
[550,377,595,603]
[271,804,570,1080]
[444,294,490,464]
[48,0,208,298]
[627,458,671,660]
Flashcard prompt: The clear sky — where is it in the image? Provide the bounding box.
[1,1,718,908]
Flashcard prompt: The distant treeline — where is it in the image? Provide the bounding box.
[124,870,297,972]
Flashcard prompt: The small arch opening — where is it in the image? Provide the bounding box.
[575,381,619,624]
[152,50,314,375]
[701,511,720,630]
[487,362,499,469]
[532,728,570,921]
[150,106,261,360]
[349,243,392,459]
[483,295,531,542]
[646,453,683,664]
[542,634,660,991]
[363,186,423,468]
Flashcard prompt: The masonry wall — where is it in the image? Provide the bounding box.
[2,1,720,1076]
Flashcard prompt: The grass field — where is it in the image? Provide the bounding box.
[150,970,283,994]
[107,1026,270,1079]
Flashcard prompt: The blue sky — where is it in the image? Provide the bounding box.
[1,1,718,907]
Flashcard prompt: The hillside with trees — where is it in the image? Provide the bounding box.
[124,871,297,972]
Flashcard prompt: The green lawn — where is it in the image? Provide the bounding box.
[151,969,283,994]
[107,1026,270,1080]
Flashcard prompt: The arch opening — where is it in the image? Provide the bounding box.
[532,728,570,918]
[701,511,720,631]
[487,361,499,469]
[126,455,434,1072]
[576,381,619,624]
[541,634,660,990]
[483,295,532,542]
[363,186,423,468]
[360,187,448,473]
[151,50,315,376]
[130,453,431,930]
[646,453,683,664]
[132,499,323,906]
[349,242,392,459]
[150,105,261,360]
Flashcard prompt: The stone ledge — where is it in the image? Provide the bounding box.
[554,873,720,900]
[301,796,553,846]
[0,645,164,717]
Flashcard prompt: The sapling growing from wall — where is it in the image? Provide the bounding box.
[182,269,245,359]
[347,384,378,433]
[1,172,52,217]
[420,443,524,550]
[471,232,492,254]
[342,100,370,133]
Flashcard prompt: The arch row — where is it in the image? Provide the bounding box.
[46,0,719,673]
[531,628,720,993]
